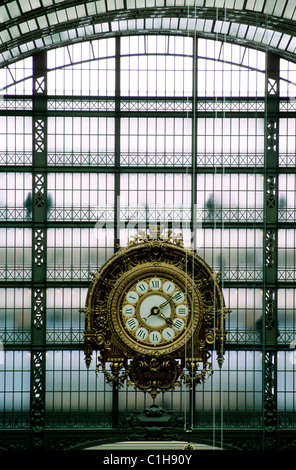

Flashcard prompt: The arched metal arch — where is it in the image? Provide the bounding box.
[1,2,296,67]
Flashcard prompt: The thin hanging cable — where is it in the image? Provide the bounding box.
[191,0,198,436]
[183,1,190,435]
[183,0,197,437]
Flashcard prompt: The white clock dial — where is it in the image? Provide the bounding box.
[135,327,148,340]
[176,305,188,317]
[140,294,171,327]
[136,281,149,294]
[149,278,162,290]
[162,281,175,294]
[122,305,135,317]
[126,291,139,303]
[126,317,139,331]
[149,331,162,344]
[172,291,185,304]
[172,317,185,331]
[126,317,139,330]
[120,274,190,350]
[162,327,175,341]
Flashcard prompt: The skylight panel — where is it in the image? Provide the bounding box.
[126,19,136,30]
[146,18,153,29]
[287,36,296,53]
[111,21,119,32]
[214,0,225,7]
[214,21,231,35]
[30,0,42,8]
[273,0,286,17]
[119,20,128,31]
[135,0,145,7]
[7,1,21,19]
[233,0,244,8]
[47,12,58,26]
[179,18,188,31]
[9,25,21,40]
[245,25,257,41]
[86,2,97,15]
[57,9,67,23]
[283,0,296,19]
[66,7,78,21]
[28,19,38,31]
[153,18,161,29]
[253,27,265,43]
[20,0,32,13]
[245,0,256,10]
[107,0,116,10]
[187,18,197,31]
[94,22,110,33]
[196,19,206,32]
[229,22,239,37]
[2,50,12,62]
[35,38,45,49]
[170,18,179,29]
[261,29,275,46]
[263,0,277,14]
[236,23,248,39]
[204,19,213,33]
[269,31,281,48]
[0,30,10,44]
[76,5,86,17]
[11,46,21,58]
[0,6,10,23]
[224,0,236,8]
[95,0,107,13]
[253,0,265,13]
[278,34,292,51]
[37,16,49,28]
[135,18,144,30]
[19,22,30,35]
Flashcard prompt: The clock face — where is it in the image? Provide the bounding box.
[115,270,195,355]
[122,277,188,345]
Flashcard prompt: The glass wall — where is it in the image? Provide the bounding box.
[0,34,295,443]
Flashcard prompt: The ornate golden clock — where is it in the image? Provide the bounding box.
[82,226,229,398]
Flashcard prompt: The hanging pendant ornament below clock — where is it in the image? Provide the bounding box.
[82,225,229,398]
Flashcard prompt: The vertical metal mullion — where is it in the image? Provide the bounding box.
[114,35,121,251]
[191,37,198,249]
[111,35,121,428]
[262,51,280,450]
[30,50,48,449]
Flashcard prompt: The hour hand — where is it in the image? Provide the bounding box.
[157,311,173,325]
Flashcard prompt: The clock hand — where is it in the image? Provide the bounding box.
[159,298,172,309]
[143,306,160,321]
[143,308,173,325]
[143,313,153,321]
[157,310,173,325]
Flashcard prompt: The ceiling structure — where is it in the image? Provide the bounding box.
[1,0,296,68]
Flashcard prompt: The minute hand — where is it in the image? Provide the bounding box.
[159,298,172,309]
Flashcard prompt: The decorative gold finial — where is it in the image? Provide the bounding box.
[148,224,164,239]
[127,225,184,246]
